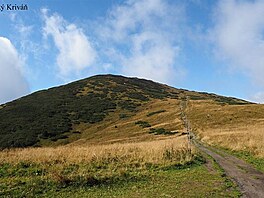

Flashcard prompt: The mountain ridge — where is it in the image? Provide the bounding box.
[0,74,252,149]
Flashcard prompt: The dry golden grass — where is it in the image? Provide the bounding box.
[66,98,184,146]
[0,136,193,165]
[0,135,196,196]
[201,127,264,157]
[187,100,264,157]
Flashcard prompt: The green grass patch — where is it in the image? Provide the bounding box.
[0,154,198,197]
[0,155,241,198]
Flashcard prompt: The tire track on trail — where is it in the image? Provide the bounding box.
[193,139,264,198]
[180,99,264,198]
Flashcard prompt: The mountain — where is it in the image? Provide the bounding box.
[0,74,252,149]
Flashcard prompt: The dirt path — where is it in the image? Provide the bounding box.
[179,99,264,197]
[193,139,264,198]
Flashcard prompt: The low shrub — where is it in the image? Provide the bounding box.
[135,121,151,128]
[147,110,166,117]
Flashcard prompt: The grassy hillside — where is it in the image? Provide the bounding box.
[186,100,264,157]
[1,74,258,196]
[186,100,264,172]
[0,74,251,149]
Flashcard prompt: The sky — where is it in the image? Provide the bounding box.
[1,0,264,104]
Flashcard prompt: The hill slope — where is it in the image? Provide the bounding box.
[0,74,251,148]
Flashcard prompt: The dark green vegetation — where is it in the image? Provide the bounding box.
[0,156,240,198]
[147,109,166,117]
[149,128,177,135]
[189,92,251,105]
[135,120,151,128]
[0,74,251,149]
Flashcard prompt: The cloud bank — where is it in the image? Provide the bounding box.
[39,0,186,84]
[212,0,264,89]
[98,0,185,84]
[42,9,97,78]
[0,37,29,104]
[251,92,264,104]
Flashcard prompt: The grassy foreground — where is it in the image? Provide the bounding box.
[0,137,240,197]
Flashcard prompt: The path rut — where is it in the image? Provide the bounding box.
[194,140,264,198]
[180,99,264,197]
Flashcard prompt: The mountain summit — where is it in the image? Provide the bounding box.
[0,74,250,148]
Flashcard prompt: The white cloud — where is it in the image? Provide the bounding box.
[123,32,181,82]
[212,0,264,85]
[0,37,29,104]
[250,91,264,104]
[42,9,97,78]
[98,0,185,84]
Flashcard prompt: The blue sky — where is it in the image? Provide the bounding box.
[1,0,264,104]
